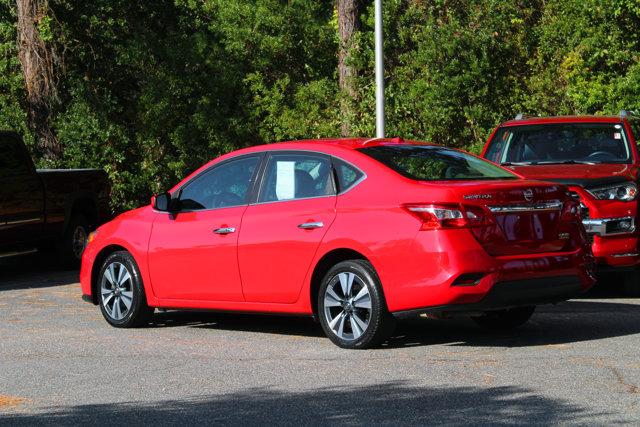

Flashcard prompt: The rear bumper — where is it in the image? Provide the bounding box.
[392,275,582,318]
[383,229,595,313]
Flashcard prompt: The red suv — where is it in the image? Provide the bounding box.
[483,112,640,294]
[81,138,594,349]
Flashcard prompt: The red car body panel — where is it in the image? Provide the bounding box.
[148,207,247,301]
[238,196,337,303]
[481,115,640,270]
[81,138,595,317]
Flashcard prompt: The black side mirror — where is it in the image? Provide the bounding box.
[153,192,172,211]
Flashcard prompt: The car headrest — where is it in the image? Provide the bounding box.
[295,169,316,198]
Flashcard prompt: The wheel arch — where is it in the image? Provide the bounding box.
[90,244,129,305]
[66,196,99,231]
[309,248,372,318]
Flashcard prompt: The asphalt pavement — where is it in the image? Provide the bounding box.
[0,255,639,425]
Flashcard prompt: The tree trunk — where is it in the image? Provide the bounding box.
[16,0,61,161]
[337,0,359,137]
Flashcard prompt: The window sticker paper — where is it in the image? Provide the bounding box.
[276,161,296,200]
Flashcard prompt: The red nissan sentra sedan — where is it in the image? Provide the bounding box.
[80,138,595,349]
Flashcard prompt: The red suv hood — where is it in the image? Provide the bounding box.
[507,164,637,181]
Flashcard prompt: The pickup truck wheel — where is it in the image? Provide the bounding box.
[99,251,154,328]
[318,260,395,349]
[472,306,536,330]
[623,271,640,297]
[60,214,90,266]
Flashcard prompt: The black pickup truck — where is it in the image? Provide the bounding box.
[0,131,110,264]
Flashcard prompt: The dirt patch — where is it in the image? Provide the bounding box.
[0,394,28,408]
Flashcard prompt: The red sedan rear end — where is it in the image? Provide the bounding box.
[80,138,594,349]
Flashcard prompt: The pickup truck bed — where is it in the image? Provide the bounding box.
[0,132,110,264]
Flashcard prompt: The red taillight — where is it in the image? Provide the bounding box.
[403,204,477,230]
[462,205,487,228]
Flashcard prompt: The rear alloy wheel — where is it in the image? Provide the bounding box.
[60,213,90,266]
[472,306,536,330]
[318,260,395,349]
[99,251,154,327]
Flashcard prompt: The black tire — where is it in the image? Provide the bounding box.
[59,213,90,267]
[472,306,536,330]
[623,271,640,297]
[317,260,395,349]
[98,251,154,328]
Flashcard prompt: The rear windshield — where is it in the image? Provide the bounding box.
[485,123,631,165]
[359,145,517,181]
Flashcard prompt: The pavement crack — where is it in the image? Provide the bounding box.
[609,366,639,395]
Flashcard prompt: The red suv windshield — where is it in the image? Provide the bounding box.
[485,123,631,165]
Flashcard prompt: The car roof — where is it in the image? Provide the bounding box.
[500,115,624,127]
[234,137,435,154]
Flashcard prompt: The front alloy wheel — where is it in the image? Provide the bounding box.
[101,262,134,321]
[98,251,154,327]
[318,260,394,349]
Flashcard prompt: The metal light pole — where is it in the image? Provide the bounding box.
[374,0,385,138]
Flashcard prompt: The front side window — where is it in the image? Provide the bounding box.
[359,145,517,181]
[0,135,32,178]
[259,153,335,202]
[179,155,260,210]
[485,123,631,165]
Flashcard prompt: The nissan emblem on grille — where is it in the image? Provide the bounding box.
[523,189,534,202]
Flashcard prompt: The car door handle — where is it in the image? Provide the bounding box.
[213,227,236,235]
[298,221,324,230]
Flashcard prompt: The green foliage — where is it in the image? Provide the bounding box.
[2,0,640,210]
[526,0,640,115]
[0,0,31,145]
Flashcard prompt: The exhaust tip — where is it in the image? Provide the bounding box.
[451,273,486,287]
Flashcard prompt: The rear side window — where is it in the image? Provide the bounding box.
[359,145,517,181]
[0,135,33,178]
[259,153,335,202]
[333,158,364,193]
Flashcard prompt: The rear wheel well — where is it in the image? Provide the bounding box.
[91,245,128,304]
[310,248,368,318]
[70,198,98,229]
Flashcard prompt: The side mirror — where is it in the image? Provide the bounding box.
[153,192,172,212]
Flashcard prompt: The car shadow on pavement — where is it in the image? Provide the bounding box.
[0,381,612,425]
[146,299,640,347]
[0,254,78,292]
[152,310,326,338]
[383,300,640,349]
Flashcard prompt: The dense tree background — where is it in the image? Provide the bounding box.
[2,0,640,210]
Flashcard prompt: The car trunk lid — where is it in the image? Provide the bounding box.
[453,181,577,256]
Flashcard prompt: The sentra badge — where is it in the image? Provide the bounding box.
[464,194,493,200]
